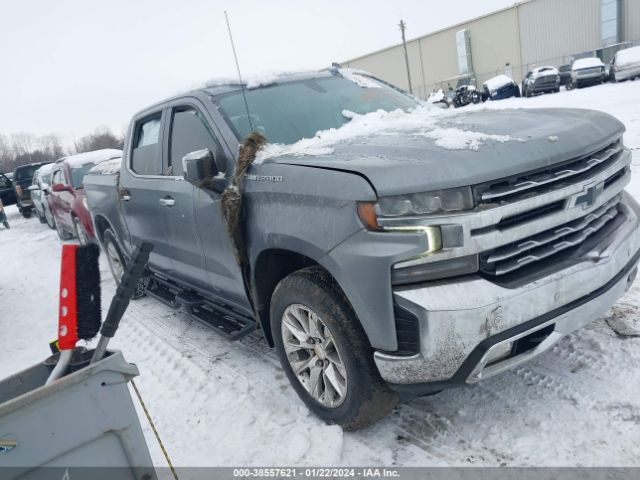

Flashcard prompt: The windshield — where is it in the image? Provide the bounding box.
[14,165,41,181]
[215,75,419,145]
[70,162,97,189]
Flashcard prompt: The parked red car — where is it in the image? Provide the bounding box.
[49,149,122,243]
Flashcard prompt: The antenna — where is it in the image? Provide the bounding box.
[225,11,254,132]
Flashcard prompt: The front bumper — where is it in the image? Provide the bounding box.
[374,192,640,389]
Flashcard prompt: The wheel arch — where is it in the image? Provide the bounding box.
[252,248,349,347]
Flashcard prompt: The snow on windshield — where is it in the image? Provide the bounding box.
[573,57,604,70]
[255,106,514,162]
[483,75,514,92]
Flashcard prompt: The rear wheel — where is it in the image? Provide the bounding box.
[19,207,31,218]
[36,208,46,224]
[103,228,125,283]
[44,207,56,229]
[74,217,90,246]
[102,228,147,298]
[270,266,398,430]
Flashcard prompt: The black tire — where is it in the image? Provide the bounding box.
[45,207,56,230]
[103,228,147,298]
[37,208,46,224]
[55,218,73,240]
[20,207,31,219]
[270,266,398,431]
[74,217,90,246]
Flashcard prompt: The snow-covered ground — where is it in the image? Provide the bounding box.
[2,80,640,467]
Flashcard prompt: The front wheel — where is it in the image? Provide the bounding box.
[270,266,398,430]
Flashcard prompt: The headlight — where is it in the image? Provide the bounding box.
[375,187,474,217]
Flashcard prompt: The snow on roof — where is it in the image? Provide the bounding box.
[87,157,121,175]
[483,75,514,91]
[573,57,605,70]
[255,106,514,162]
[338,68,382,88]
[63,149,122,168]
[186,68,383,96]
[37,163,55,174]
[199,70,330,92]
[616,46,640,66]
[532,66,559,77]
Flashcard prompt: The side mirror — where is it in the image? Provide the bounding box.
[52,183,70,193]
[27,185,40,191]
[182,149,224,192]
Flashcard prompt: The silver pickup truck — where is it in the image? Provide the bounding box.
[84,69,640,430]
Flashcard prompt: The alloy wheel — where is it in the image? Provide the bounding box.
[281,304,348,408]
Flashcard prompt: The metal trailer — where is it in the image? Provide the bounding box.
[0,350,155,480]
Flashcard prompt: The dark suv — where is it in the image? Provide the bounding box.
[12,162,51,217]
[0,173,16,206]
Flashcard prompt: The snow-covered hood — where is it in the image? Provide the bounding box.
[266,108,624,197]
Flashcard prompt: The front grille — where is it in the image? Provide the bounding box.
[481,196,621,276]
[477,141,623,204]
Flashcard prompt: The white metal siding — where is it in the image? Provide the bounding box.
[346,7,521,96]
[518,0,601,68]
[623,0,640,43]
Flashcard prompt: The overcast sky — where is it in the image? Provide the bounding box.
[0,0,514,141]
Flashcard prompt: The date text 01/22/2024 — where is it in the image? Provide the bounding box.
[232,467,400,478]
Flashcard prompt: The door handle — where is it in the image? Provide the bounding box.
[119,187,131,202]
[159,197,175,207]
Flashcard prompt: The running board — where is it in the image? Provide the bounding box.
[189,303,256,341]
[146,279,181,309]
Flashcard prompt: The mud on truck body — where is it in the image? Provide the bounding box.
[84,69,640,430]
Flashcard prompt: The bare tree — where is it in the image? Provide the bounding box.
[73,127,124,154]
[0,127,124,174]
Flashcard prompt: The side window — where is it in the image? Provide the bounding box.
[168,108,223,176]
[0,175,10,188]
[52,169,63,185]
[131,115,162,175]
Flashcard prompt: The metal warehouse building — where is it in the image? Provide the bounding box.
[343,0,640,97]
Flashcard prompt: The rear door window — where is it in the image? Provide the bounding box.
[52,168,67,186]
[131,115,162,175]
[0,174,11,188]
[168,107,223,176]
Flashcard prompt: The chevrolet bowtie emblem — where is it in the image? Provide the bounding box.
[575,182,604,209]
